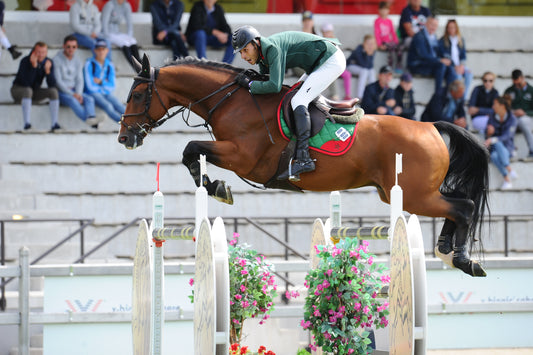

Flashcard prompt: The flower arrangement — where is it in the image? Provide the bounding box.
[302,238,390,354]
[228,233,278,344]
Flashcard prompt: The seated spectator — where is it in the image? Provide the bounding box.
[393,73,416,120]
[101,0,141,70]
[84,39,125,124]
[360,65,395,115]
[185,0,234,64]
[53,35,102,128]
[485,96,518,189]
[10,41,59,131]
[504,69,533,159]
[438,19,473,100]
[342,34,377,100]
[69,0,112,57]
[374,1,403,73]
[398,0,431,47]
[407,16,455,93]
[468,71,499,136]
[150,0,189,60]
[421,79,467,128]
[0,1,21,60]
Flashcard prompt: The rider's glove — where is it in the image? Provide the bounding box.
[235,72,252,88]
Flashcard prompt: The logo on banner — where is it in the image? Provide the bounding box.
[65,299,103,312]
[439,291,472,304]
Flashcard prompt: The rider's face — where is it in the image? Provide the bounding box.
[239,42,259,65]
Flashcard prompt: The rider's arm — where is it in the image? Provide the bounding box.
[250,45,284,94]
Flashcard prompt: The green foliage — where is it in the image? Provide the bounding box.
[302,238,390,354]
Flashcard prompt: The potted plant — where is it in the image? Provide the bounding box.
[302,238,390,354]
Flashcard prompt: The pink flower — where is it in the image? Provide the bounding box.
[240,270,248,275]
[240,284,247,292]
[348,349,355,354]
[368,256,374,265]
[313,309,321,317]
[234,294,242,300]
[239,259,247,267]
[252,300,257,306]
[241,300,250,308]
[188,278,194,286]
[325,269,333,277]
[363,306,370,314]
[300,319,311,329]
[232,318,240,324]
[381,275,391,283]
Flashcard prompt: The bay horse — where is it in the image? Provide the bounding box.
[118,55,489,277]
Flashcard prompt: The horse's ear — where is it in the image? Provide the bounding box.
[132,56,142,74]
[140,54,151,79]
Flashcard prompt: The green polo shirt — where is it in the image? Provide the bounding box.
[250,31,339,95]
[504,83,533,117]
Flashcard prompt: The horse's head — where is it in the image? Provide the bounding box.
[118,54,169,149]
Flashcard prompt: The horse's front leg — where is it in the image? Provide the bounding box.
[182,140,238,205]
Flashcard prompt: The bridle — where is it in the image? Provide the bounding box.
[120,65,241,141]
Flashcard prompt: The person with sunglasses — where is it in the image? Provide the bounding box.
[53,35,102,129]
[468,71,499,137]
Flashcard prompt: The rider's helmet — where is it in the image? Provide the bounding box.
[232,25,261,54]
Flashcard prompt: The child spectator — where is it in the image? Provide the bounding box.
[150,0,189,60]
[468,71,499,136]
[393,73,416,120]
[342,34,377,99]
[10,41,59,131]
[438,19,472,100]
[398,0,431,47]
[84,39,124,124]
[374,1,403,73]
[69,0,112,57]
[360,65,395,115]
[185,0,234,64]
[485,96,518,189]
[101,0,141,70]
[0,1,21,60]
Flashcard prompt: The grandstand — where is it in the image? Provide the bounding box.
[0,9,532,354]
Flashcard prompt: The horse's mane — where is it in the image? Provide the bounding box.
[163,56,244,74]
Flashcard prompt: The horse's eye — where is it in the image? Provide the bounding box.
[132,92,143,101]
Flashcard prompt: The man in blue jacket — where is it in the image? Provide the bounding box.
[421,79,467,128]
[360,65,396,115]
[150,0,189,59]
[407,16,455,93]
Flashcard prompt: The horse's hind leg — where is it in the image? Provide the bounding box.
[436,196,486,277]
[182,141,234,204]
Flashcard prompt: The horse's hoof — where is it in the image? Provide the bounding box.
[434,246,454,268]
[452,256,487,277]
[213,181,234,205]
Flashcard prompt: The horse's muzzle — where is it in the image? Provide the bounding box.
[117,131,143,149]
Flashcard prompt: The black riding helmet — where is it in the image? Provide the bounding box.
[232,25,261,54]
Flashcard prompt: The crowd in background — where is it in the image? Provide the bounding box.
[2,0,532,188]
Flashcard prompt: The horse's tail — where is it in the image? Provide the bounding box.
[433,121,490,248]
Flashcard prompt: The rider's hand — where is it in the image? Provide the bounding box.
[235,72,251,88]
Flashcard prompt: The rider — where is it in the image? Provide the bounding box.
[231,25,346,181]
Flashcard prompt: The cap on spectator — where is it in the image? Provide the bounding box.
[321,23,334,33]
[379,65,393,74]
[95,39,107,48]
[400,73,413,82]
[302,10,313,20]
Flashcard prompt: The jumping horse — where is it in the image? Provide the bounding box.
[118,55,490,277]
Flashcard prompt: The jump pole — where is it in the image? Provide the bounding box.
[132,157,230,355]
[310,154,428,355]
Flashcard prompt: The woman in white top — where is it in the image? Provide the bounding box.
[101,0,141,69]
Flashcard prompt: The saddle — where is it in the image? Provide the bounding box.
[281,82,363,136]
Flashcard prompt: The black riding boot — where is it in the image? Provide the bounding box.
[278,105,315,181]
[8,45,22,60]
[122,46,134,67]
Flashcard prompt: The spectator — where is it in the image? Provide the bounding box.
[53,35,102,128]
[0,1,21,60]
[101,0,141,70]
[10,41,59,131]
[185,0,234,64]
[150,0,189,60]
[407,16,455,93]
[485,96,518,190]
[421,79,467,128]
[84,39,125,124]
[321,22,340,100]
[69,0,112,57]
[374,1,403,73]
[342,34,377,100]
[393,72,416,120]
[504,69,533,159]
[292,11,316,78]
[438,19,473,100]
[398,0,431,47]
[360,65,395,115]
[468,71,499,136]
